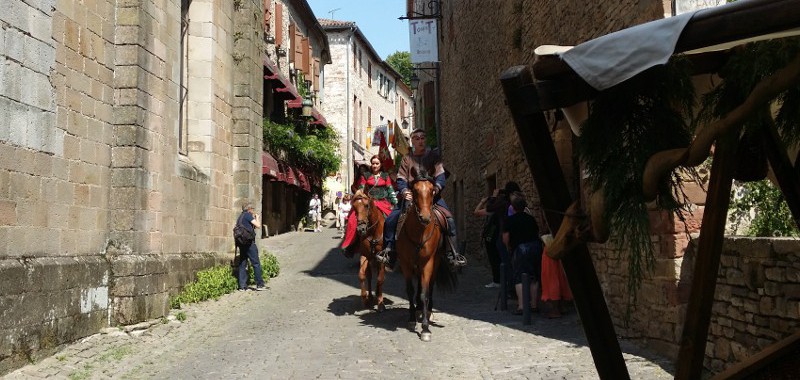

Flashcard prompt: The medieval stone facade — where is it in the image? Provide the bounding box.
[259,0,331,236]
[319,19,413,187]
[0,0,267,373]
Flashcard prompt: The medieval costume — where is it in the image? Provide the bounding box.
[378,147,466,268]
[341,171,397,254]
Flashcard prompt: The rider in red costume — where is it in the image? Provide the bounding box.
[341,155,397,257]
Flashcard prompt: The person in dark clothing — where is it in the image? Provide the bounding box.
[236,203,266,291]
[474,189,502,287]
[490,181,521,295]
[502,191,542,314]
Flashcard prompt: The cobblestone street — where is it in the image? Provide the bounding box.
[7,227,675,379]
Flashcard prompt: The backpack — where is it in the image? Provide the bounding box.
[481,214,499,245]
[233,213,255,246]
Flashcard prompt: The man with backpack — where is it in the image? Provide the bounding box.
[234,203,266,291]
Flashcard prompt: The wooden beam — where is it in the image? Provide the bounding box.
[762,121,800,230]
[675,131,740,380]
[711,330,800,380]
[500,65,630,380]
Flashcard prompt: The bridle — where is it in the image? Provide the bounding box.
[353,192,382,253]
[403,177,439,254]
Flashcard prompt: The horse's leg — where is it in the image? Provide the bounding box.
[415,273,423,322]
[419,259,435,342]
[375,256,386,312]
[359,254,370,308]
[405,276,416,330]
[366,254,374,305]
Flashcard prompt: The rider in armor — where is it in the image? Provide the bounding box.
[376,128,467,270]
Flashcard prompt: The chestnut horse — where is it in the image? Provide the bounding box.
[350,189,387,311]
[395,169,457,341]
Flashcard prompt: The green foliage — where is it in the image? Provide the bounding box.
[386,51,413,87]
[170,252,281,309]
[262,251,281,278]
[68,364,93,380]
[579,58,697,308]
[728,180,799,237]
[263,119,341,176]
[175,311,187,322]
[699,37,800,237]
[99,346,132,362]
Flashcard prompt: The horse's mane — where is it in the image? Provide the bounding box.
[353,189,369,199]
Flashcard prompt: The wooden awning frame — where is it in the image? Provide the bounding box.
[500,1,800,379]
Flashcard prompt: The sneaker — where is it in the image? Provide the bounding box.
[255,286,267,291]
[237,288,247,292]
[484,282,501,288]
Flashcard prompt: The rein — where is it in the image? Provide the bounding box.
[355,194,383,255]
[402,208,438,255]
[403,177,439,256]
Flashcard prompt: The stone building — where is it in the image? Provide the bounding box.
[318,19,413,187]
[432,0,799,375]
[260,0,331,236]
[0,0,325,374]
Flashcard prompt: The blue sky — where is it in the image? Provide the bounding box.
[306,0,410,60]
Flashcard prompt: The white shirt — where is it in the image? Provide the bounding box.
[309,198,321,214]
[338,202,351,215]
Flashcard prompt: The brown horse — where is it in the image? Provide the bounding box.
[350,189,387,311]
[395,169,457,341]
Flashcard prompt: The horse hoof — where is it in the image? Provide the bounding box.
[377,303,386,313]
[420,332,431,342]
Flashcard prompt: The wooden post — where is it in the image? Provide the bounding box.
[675,131,740,379]
[500,65,630,380]
[762,121,800,230]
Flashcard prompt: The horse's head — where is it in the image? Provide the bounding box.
[409,167,436,225]
[351,189,371,235]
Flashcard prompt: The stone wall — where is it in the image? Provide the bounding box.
[706,238,800,373]
[0,0,264,373]
[438,0,664,263]
[593,235,800,374]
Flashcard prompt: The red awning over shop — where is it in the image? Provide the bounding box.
[309,109,327,126]
[286,98,302,108]
[296,170,311,192]
[263,55,300,100]
[262,151,279,178]
[283,163,298,186]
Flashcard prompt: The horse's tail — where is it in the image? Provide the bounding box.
[435,245,458,292]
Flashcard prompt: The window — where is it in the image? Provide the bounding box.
[178,0,191,154]
[367,62,372,87]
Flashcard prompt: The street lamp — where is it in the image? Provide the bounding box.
[410,73,420,91]
[400,115,413,130]
[301,97,313,118]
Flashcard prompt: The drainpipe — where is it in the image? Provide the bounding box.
[345,30,353,187]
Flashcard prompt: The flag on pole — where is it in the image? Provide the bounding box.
[391,120,410,156]
[378,131,394,171]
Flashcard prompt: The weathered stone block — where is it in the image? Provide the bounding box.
[112,292,169,325]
